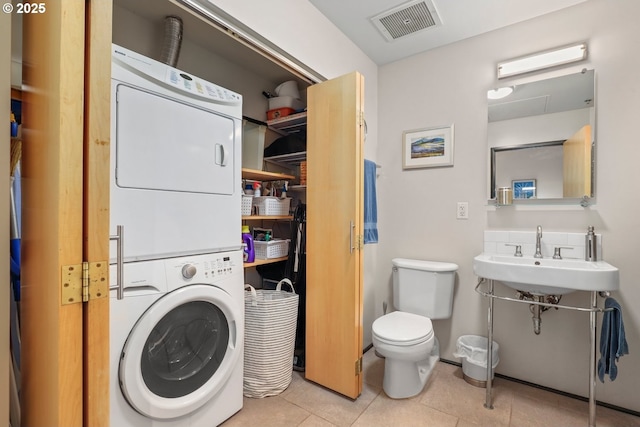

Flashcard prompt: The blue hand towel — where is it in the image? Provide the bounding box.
[597,297,629,382]
[363,159,378,244]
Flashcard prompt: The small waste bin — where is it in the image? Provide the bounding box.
[453,335,499,388]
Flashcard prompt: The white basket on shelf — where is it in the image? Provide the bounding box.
[253,197,291,216]
[254,239,290,259]
[242,195,254,216]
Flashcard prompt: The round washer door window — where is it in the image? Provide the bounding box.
[119,284,243,420]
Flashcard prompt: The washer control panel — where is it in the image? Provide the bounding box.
[168,250,242,285]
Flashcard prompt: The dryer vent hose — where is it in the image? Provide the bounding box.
[160,16,183,67]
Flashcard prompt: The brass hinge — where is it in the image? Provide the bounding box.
[61,261,108,305]
[357,235,364,250]
[355,357,363,376]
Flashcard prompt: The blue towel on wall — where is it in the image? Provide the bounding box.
[363,159,378,244]
[597,297,629,382]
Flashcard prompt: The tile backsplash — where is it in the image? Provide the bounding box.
[484,230,602,260]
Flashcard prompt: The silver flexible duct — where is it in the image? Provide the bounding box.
[160,16,183,67]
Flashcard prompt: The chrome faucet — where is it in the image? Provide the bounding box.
[534,225,543,258]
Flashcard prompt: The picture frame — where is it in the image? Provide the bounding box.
[402,124,454,169]
[512,179,537,199]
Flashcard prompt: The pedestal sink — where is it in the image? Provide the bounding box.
[473,253,619,295]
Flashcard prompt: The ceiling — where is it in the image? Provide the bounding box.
[308,0,588,65]
[12,0,590,88]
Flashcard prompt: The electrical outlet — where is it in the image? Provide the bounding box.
[457,202,469,219]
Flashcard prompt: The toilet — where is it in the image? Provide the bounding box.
[372,258,458,399]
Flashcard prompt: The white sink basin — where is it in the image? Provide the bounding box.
[473,253,619,295]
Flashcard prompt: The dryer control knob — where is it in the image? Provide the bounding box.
[182,264,197,279]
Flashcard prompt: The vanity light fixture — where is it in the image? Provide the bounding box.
[497,42,587,79]
[487,86,513,100]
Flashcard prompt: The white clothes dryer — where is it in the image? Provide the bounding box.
[110,249,244,426]
[110,45,243,263]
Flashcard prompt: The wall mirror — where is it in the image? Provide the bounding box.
[487,69,595,203]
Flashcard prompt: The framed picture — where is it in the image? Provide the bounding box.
[512,179,537,199]
[402,124,454,169]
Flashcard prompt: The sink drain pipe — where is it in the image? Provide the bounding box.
[516,291,562,334]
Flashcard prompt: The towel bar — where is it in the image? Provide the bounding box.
[474,279,614,313]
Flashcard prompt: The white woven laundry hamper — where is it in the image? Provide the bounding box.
[243,279,299,398]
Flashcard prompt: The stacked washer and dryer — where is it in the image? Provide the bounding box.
[109,45,244,426]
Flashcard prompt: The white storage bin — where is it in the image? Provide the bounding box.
[254,239,290,259]
[242,120,267,170]
[253,197,291,216]
[241,195,253,216]
[268,96,304,111]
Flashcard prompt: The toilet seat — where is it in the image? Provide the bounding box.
[372,311,433,347]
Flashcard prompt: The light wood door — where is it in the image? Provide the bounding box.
[563,124,592,198]
[21,2,112,425]
[305,71,365,399]
[83,1,113,425]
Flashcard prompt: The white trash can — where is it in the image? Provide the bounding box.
[453,335,499,388]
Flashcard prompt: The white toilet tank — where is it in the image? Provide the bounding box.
[392,258,458,319]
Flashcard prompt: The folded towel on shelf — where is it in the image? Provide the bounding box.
[597,297,629,382]
[363,159,378,244]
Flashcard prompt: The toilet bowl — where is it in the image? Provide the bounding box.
[372,258,457,399]
[372,311,439,399]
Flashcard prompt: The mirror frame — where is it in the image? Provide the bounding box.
[490,140,565,200]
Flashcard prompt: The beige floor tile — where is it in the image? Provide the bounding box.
[224,361,639,427]
[282,377,382,426]
[352,392,458,427]
[509,394,587,427]
[298,414,338,426]
[221,395,310,427]
[362,350,385,388]
[500,380,562,408]
[435,361,460,375]
[420,370,512,427]
[593,405,640,427]
[455,420,482,427]
[280,370,307,399]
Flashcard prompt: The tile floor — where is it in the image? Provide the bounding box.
[222,349,640,427]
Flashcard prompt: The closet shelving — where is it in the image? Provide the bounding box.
[266,111,307,136]
[264,112,308,190]
[241,112,308,269]
[241,167,296,268]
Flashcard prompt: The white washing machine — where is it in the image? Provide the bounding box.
[110,249,244,426]
[110,44,243,263]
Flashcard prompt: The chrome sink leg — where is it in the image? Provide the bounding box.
[589,291,597,427]
[485,279,494,409]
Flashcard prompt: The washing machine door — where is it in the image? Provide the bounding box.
[119,284,243,420]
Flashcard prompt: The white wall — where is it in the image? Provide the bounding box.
[378,0,640,411]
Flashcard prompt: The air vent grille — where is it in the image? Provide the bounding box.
[371,0,441,42]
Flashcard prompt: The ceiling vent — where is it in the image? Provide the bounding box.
[370,0,442,42]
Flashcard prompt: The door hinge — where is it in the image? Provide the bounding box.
[61,261,108,305]
[357,235,364,250]
[355,357,363,376]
